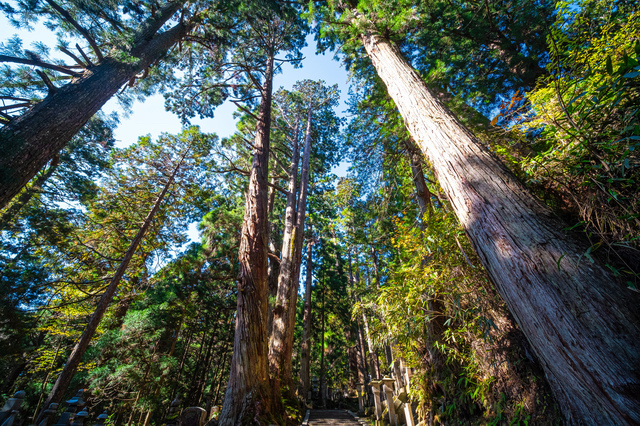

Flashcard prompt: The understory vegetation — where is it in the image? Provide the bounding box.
[0,0,638,424]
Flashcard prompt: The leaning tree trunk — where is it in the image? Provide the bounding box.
[358,22,640,424]
[268,117,301,389]
[0,155,58,229]
[0,1,188,210]
[218,52,279,425]
[35,153,184,425]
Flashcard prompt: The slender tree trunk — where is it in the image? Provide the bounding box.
[358,22,640,423]
[269,117,301,388]
[320,284,326,409]
[267,176,280,334]
[218,52,278,425]
[356,319,369,382]
[213,350,230,406]
[0,1,189,209]
[360,308,380,379]
[348,250,369,384]
[299,228,314,398]
[271,109,313,396]
[406,146,434,224]
[35,154,184,425]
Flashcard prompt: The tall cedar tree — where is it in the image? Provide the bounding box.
[217,4,307,424]
[35,128,215,423]
[269,80,339,396]
[0,0,236,209]
[318,5,640,423]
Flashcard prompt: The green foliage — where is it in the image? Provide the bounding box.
[498,1,640,279]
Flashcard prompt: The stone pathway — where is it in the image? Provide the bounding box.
[304,409,362,425]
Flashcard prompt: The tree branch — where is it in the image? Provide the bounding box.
[0,55,80,76]
[45,0,104,62]
[36,70,57,94]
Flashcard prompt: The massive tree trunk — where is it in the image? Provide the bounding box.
[358,22,640,424]
[35,153,183,425]
[0,1,188,210]
[268,117,301,389]
[299,225,314,398]
[218,53,279,425]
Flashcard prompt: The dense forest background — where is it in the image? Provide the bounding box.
[0,0,639,424]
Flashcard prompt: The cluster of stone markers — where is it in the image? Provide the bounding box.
[0,390,108,426]
[355,359,416,426]
[0,390,215,426]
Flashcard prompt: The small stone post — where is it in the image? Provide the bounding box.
[180,407,206,426]
[163,398,180,426]
[70,410,88,426]
[55,389,85,426]
[381,377,397,426]
[37,403,59,426]
[0,390,25,426]
[369,380,382,421]
[356,382,364,412]
[95,410,109,426]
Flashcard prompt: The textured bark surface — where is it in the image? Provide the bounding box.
[35,155,182,425]
[285,111,312,385]
[0,155,57,229]
[360,24,640,424]
[218,54,278,425]
[269,116,300,387]
[0,1,188,209]
[299,230,313,397]
[270,109,312,396]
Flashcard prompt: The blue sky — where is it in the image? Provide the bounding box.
[0,14,353,145]
[1,15,354,243]
[103,34,353,148]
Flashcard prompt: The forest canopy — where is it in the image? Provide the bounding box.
[0,0,639,425]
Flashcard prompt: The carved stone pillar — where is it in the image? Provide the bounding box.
[381,377,397,426]
[369,380,382,421]
[356,382,364,412]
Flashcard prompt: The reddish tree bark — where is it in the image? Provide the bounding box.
[0,1,189,209]
[218,52,280,425]
[358,20,640,423]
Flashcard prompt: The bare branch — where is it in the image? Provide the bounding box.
[45,0,104,62]
[59,46,87,68]
[75,43,95,68]
[0,102,31,112]
[36,70,57,94]
[0,54,80,76]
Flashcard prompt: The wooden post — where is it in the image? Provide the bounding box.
[356,383,364,412]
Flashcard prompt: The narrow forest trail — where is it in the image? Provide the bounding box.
[304,410,362,425]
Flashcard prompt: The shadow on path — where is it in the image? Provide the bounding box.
[306,409,361,425]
